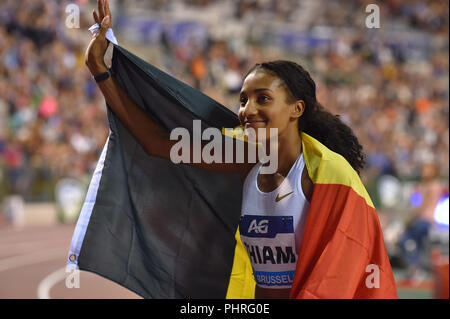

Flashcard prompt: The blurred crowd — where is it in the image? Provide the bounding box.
[0,0,109,200]
[0,0,448,204]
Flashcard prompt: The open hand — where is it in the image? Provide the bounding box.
[93,0,113,28]
[85,0,113,75]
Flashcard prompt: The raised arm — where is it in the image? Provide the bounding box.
[85,0,254,178]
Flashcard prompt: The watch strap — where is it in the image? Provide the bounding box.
[93,68,113,83]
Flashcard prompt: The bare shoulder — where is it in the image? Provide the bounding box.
[301,165,314,202]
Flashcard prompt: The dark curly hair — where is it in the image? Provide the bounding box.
[245,60,366,175]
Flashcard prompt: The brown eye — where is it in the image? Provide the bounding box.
[257,95,270,104]
[239,97,247,106]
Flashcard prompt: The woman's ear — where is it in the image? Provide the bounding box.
[291,100,305,119]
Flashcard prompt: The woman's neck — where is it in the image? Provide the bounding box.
[262,129,302,177]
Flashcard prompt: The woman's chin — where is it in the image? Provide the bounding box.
[243,128,271,144]
[243,126,258,140]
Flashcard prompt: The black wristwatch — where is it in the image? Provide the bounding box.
[93,68,113,83]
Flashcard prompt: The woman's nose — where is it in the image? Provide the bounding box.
[242,100,258,118]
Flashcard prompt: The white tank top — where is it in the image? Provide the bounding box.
[239,152,310,289]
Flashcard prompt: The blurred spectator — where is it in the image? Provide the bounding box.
[398,161,446,282]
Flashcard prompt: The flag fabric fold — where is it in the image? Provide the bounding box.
[288,133,398,298]
[68,44,243,299]
[68,44,397,299]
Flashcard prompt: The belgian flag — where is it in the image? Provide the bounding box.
[67,45,397,299]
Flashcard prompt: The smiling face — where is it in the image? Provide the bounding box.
[238,68,304,142]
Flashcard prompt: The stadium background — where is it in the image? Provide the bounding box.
[0,0,448,299]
